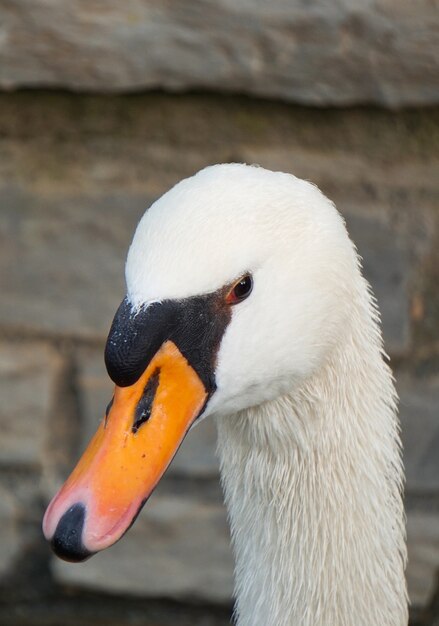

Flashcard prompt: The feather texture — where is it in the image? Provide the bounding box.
[126,163,408,625]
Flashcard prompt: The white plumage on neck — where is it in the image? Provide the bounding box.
[217,276,407,626]
[125,163,408,625]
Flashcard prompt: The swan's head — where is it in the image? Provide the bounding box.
[43,164,359,561]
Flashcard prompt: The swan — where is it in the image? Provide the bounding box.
[43,163,408,626]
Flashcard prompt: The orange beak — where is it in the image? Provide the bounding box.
[42,340,208,560]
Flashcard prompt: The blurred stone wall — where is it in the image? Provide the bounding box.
[1,0,439,106]
[0,92,438,625]
[0,2,438,625]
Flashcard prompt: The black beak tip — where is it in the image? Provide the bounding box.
[50,503,94,563]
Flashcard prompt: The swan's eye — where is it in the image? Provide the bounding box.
[226,274,253,305]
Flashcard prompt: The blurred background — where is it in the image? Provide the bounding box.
[0,2,438,625]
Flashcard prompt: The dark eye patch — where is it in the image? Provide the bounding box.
[132,369,160,434]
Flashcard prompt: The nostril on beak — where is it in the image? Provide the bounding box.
[51,503,94,563]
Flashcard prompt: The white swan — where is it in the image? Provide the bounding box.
[43,163,408,626]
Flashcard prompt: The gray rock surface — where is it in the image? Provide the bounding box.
[0,342,62,466]
[398,375,439,493]
[0,1,438,106]
[0,189,145,340]
[0,482,22,579]
[345,214,410,355]
[0,470,50,582]
[407,510,439,608]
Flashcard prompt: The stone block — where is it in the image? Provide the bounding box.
[397,375,439,493]
[77,348,220,477]
[52,488,233,602]
[0,471,46,581]
[407,510,439,608]
[0,481,22,579]
[0,342,63,467]
[0,1,438,106]
[345,214,410,355]
[0,188,147,339]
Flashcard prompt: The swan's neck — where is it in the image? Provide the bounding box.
[216,302,407,626]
